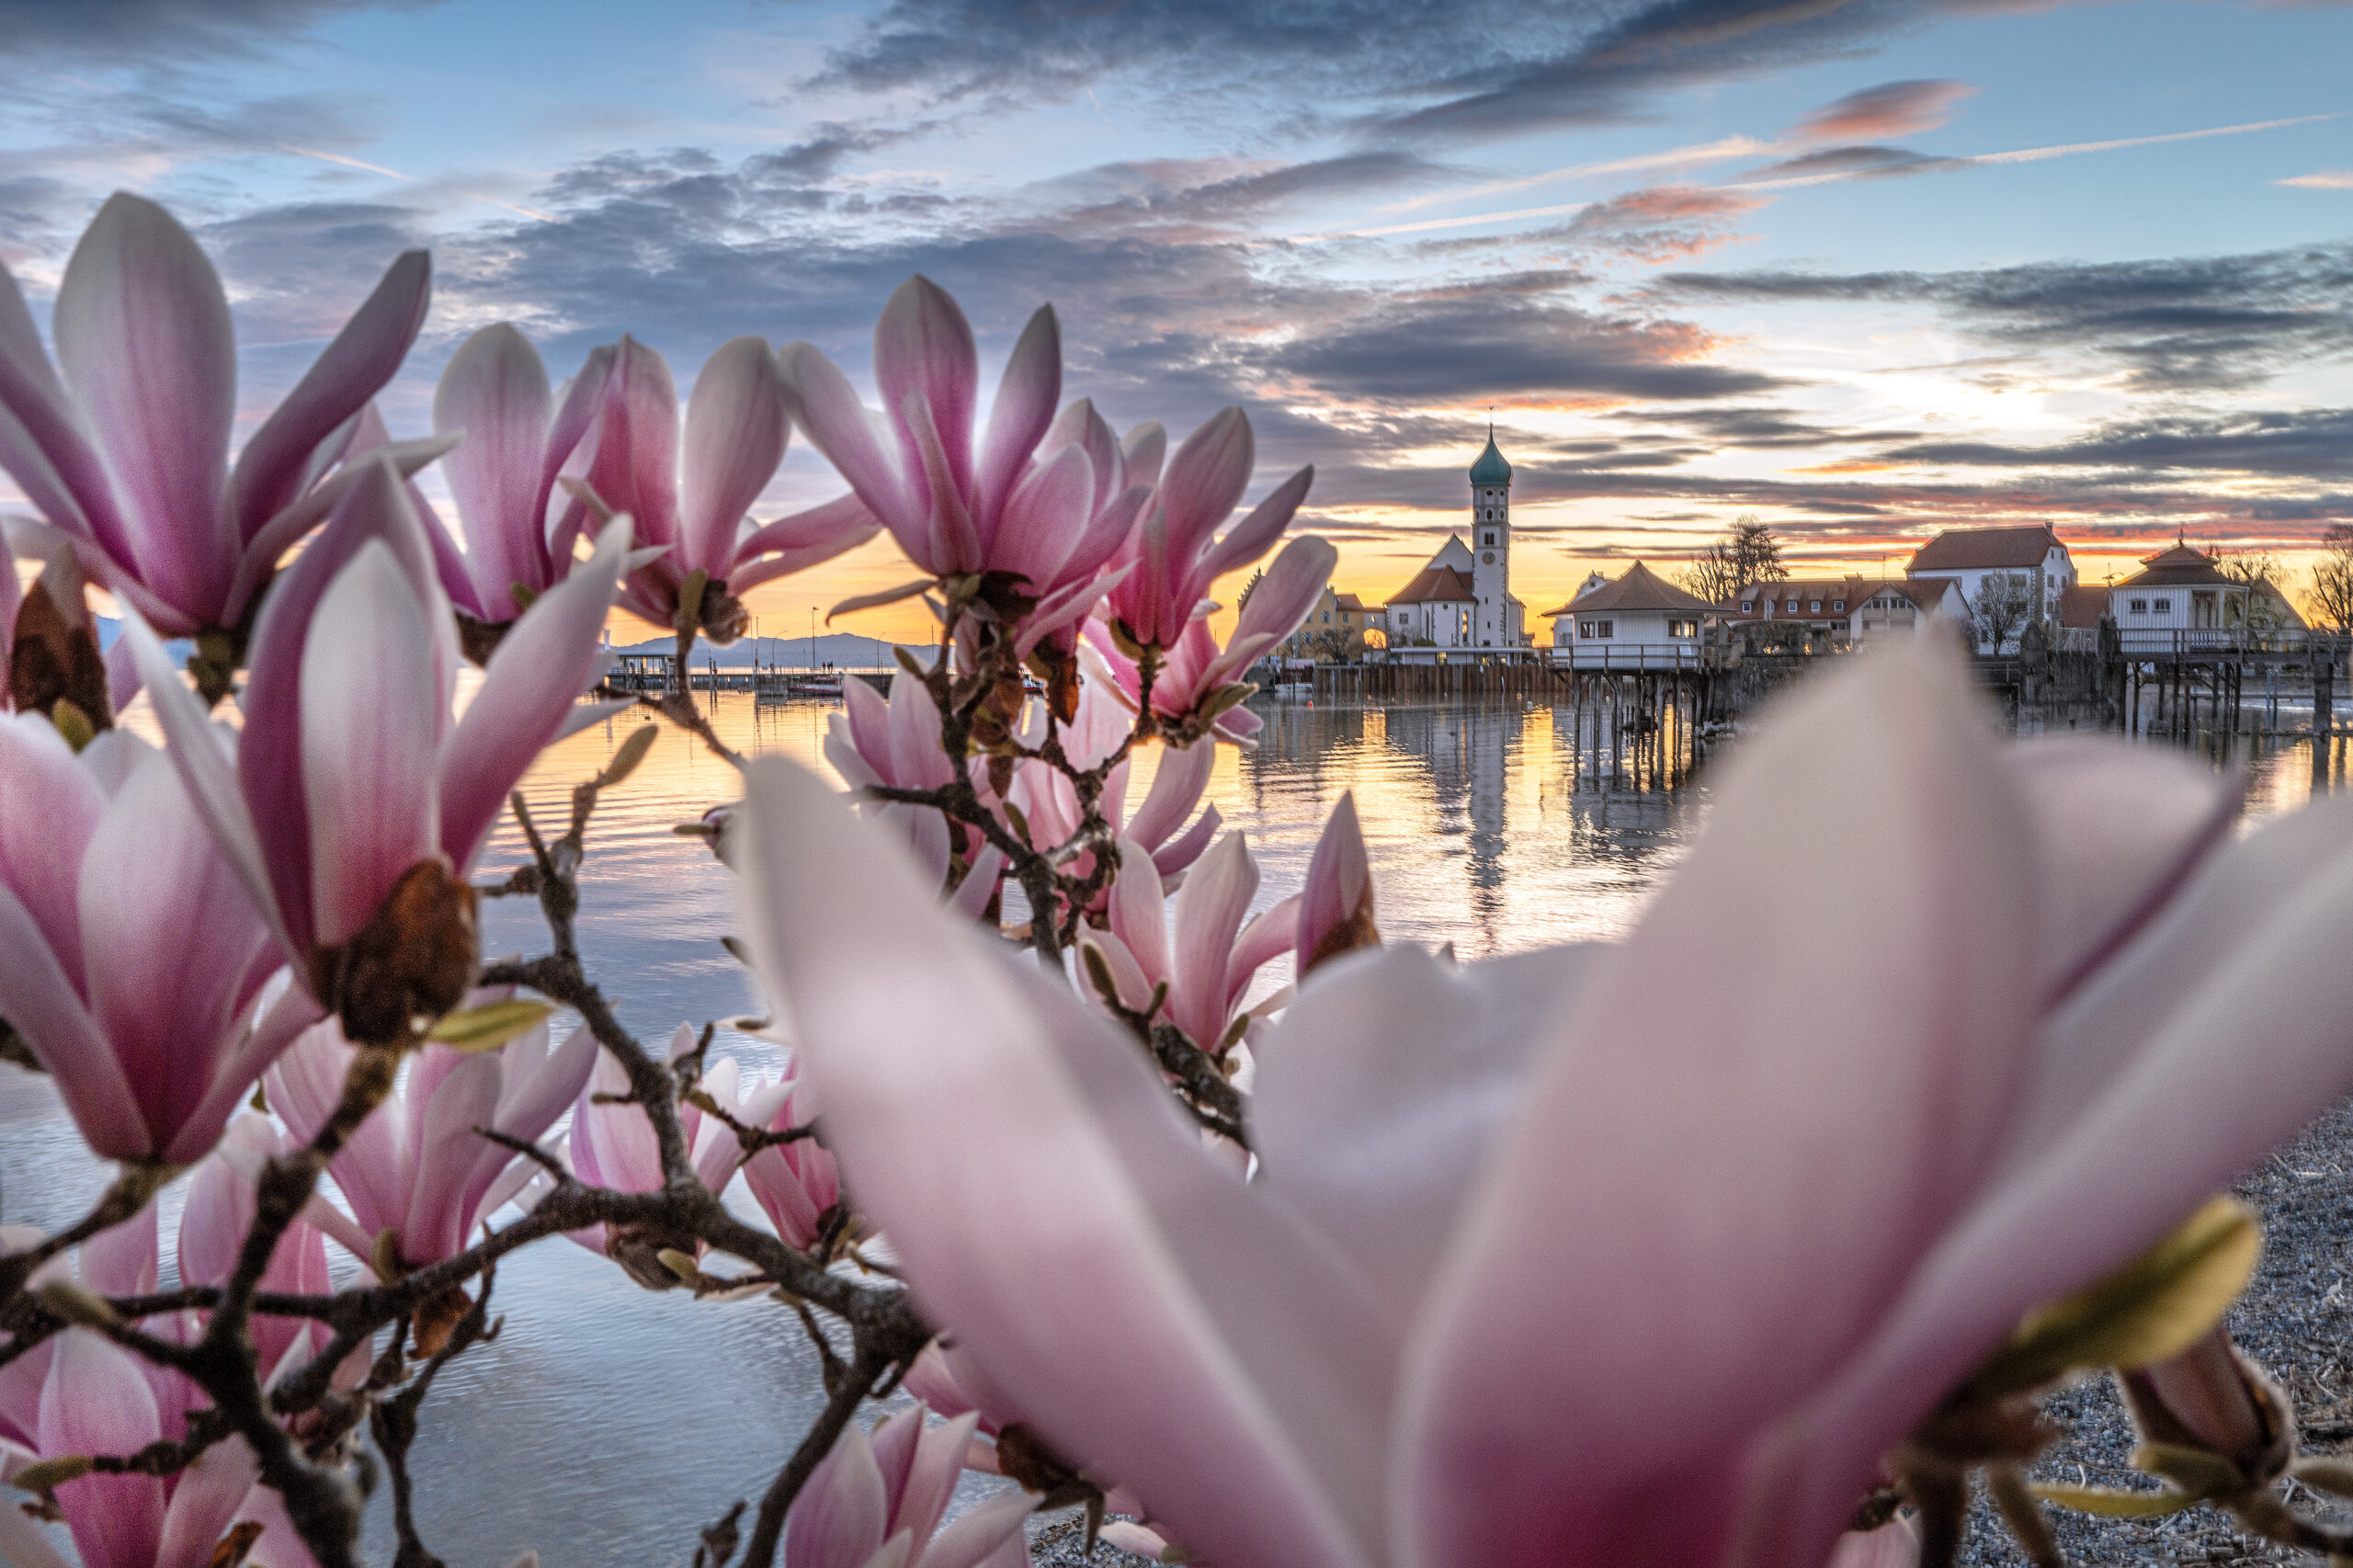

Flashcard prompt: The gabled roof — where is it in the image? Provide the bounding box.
[2059,584,2109,629]
[1908,526,2064,573]
[2115,543,2234,588]
[1716,576,1870,619]
[1540,561,1711,618]
[1333,592,1369,611]
[1386,566,1478,606]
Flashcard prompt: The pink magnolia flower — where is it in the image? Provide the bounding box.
[0,193,431,673]
[1086,534,1336,748]
[778,278,1147,622]
[12,1331,264,1568]
[128,457,629,1042]
[1102,406,1313,652]
[0,717,312,1165]
[1295,792,1376,979]
[561,1030,765,1282]
[179,1112,338,1383]
[1081,835,1294,1059]
[781,1403,1033,1568]
[265,1000,596,1269]
[562,335,879,641]
[1006,675,1220,889]
[736,639,2353,1568]
[418,323,608,626]
[740,1060,842,1252]
[824,671,1004,917]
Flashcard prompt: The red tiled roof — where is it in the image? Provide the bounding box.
[2116,543,2234,588]
[1539,561,1711,618]
[1715,576,1870,619]
[1908,526,2063,573]
[2059,584,2108,629]
[1386,566,1478,606]
[1332,592,1369,611]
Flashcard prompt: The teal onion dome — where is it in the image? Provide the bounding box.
[1469,433,1512,486]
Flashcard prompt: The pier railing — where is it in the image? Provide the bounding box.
[1546,642,1706,673]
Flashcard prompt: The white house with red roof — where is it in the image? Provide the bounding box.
[1905,525,2075,652]
[1542,562,1711,665]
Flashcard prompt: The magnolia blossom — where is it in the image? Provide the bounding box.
[561,1031,768,1284]
[824,672,1003,917]
[563,335,878,640]
[1102,406,1313,653]
[740,1060,842,1252]
[0,193,432,698]
[1086,534,1336,747]
[179,1113,339,1383]
[266,1000,597,1269]
[736,639,2353,1568]
[0,718,311,1165]
[419,323,607,628]
[1082,835,1294,1058]
[779,278,1145,635]
[129,458,629,1043]
[780,1403,1032,1568]
[1006,674,1219,892]
[1295,792,1377,979]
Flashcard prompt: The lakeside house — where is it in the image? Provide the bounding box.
[1381,434,1529,658]
[2107,541,2256,633]
[1905,525,2076,653]
[1542,562,1711,665]
[1278,586,1375,658]
[1710,574,1970,648]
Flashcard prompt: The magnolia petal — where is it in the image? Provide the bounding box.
[165,981,327,1172]
[77,1203,157,1298]
[439,517,629,874]
[1296,792,1371,969]
[736,758,1391,1568]
[1256,944,1600,1324]
[1149,802,1221,880]
[1199,466,1313,587]
[300,542,444,949]
[1168,832,1256,1052]
[777,344,918,554]
[51,194,233,622]
[230,249,431,536]
[1159,408,1252,563]
[0,712,102,980]
[1225,895,1300,1013]
[991,440,1093,595]
[915,1490,1034,1568]
[39,1331,165,1568]
[0,267,132,573]
[152,1434,258,1568]
[949,844,1005,921]
[679,336,789,580]
[0,877,146,1160]
[975,305,1062,527]
[874,278,978,505]
[1107,841,1172,988]
[434,324,557,615]
[1401,641,2040,1568]
[787,1416,890,1568]
[585,337,681,548]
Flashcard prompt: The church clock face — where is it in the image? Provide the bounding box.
[1482,551,1494,563]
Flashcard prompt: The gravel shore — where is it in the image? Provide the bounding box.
[1025,1098,2353,1568]
[1963,1096,2353,1566]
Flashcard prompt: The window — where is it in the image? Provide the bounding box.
[1579,619,1614,639]
[2154,597,2173,613]
[1739,600,1754,613]
[2130,598,2147,614]
[1786,599,1800,612]
[1482,532,1495,547]
[1832,600,1845,612]
[1667,619,1699,638]
[1809,600,1822,613]
[1320,611,1329,623]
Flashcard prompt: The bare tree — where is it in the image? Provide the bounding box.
[2214,549,2298,630]
[1969,572,2037,654]
[2308,525,2353,632]
[1677,515,1787,604]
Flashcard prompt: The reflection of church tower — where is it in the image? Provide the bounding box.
[1469,431,1524,648]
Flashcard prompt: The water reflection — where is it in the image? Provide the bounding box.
[1,687,2343,1565]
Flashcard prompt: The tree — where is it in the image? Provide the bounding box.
[1969,572,2037,654]
[2308,525,2353,632]
[1677,514,1787,605]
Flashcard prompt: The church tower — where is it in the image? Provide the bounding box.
[1468,429,1518,647]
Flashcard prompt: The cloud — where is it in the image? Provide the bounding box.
[2280,170,2353,189]
[1542,183,1770,260]
[1883,407,2353,481]
[0,0,436,60]
[1655,241,2353,390]
[1729,111,2336,190]
[1790,78,1974,142]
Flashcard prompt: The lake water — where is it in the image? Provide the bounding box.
[3,687,2347,1565]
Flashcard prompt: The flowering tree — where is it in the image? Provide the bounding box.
[5,193,2353,1568]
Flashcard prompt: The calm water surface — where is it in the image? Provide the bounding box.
[3,687,2346,1564]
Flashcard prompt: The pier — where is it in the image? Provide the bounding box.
[602,653,895,697]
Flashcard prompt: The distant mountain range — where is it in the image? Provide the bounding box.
[611,631,914,669]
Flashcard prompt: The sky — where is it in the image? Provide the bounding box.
[0,0,2347,643]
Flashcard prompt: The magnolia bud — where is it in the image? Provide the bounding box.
[2120,1325,2294,1485]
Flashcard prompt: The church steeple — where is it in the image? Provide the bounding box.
[1468,431,1517,648]
[1470,428,1512,488]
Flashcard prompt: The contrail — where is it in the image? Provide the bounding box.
[273,142,557,222]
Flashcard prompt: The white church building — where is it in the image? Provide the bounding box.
[1381,434,1529,657]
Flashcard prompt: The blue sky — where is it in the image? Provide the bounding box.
[1,0,2348,630]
